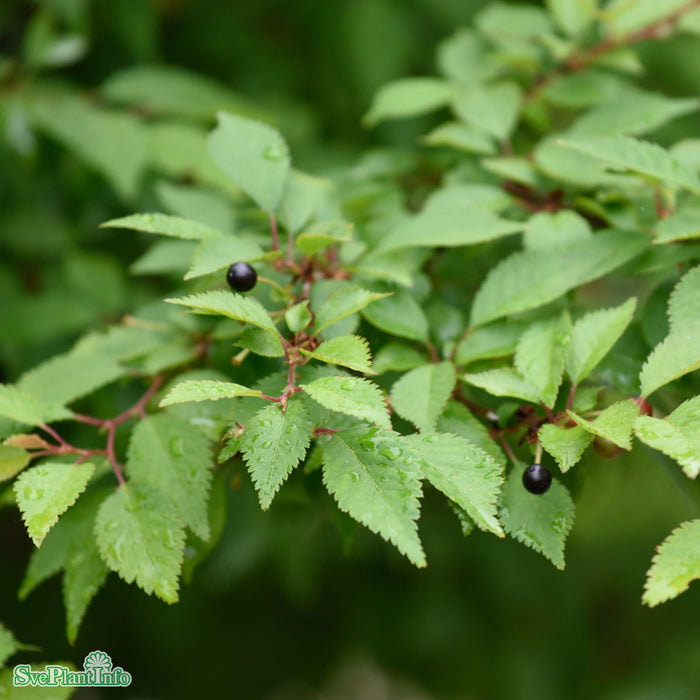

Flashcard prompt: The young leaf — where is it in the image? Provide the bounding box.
[376,185,524,252]
[454,321,525,366]
[207,111,290,212]
[423,121,497,155]
[498,464,575,570]
[239,401,313,510]
[522,210,591,251]
[302,376,390,429]
[236,327,286,357]
[470,230,647,327]
[411,432,503,536]
[538,424,593,472]
[101,212,223,239]
[567,400,640,450]
[452,81,522,141]
[95,482,185,603]
[296,220,353,257]
[184,235,265,279]
[514,311,572,408]
[373,343,426,374]
[0,623,21,670]
[313,286,390,334]
[322,424,425,566]
[390,362,456,433]
[557,136,700,194]
[127,414,213,540]
[166,289,278,333]
[655,208,700,244]
[159,379,263,407]
[0,385,69,426]
[566,298,637,385]
[300,335,375,374]
[364,77,454,126]
[285,301,312,333]
[0,444,30,482]
[633,395,700,479]
[14,461,95,547]
[642,519,700,606]
[362,287,429,342]
[640,266,700,397]
[462,368,541,404]
[546,0,595,35]
[278,170,339,234]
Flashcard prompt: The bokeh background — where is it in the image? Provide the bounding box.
[1,1,700,698]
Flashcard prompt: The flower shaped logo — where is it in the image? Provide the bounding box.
[83,651,112,673]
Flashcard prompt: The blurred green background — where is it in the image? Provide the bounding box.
[1,1,700,698]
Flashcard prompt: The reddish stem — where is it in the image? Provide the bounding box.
[269,213,280,252]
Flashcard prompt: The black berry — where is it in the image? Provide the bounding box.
[226,262,257,292]
[522,463,551,495]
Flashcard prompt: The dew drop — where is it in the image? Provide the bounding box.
[169,437,185,457]
[264,144,284,160]
[350,471,360,483]
[340,379,355,391]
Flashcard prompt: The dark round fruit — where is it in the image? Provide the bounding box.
[523,463,552,495]
[226,262,257,292]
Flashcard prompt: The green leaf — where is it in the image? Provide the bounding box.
[322,424,425,566]
[300,335,375,374]
[452,81,522,141]
[95,482,185,603]
[101,212,223,239]
[514,311,572,407]
[633,396,700,479]
[498,464,575,569]
[411,432,503,536]
[235,327,286,357]
[63,541,108,644]
[373,343,426,374]
[239,401,313,509]
[566,298,637,384]
[476,2,553,39]
[376,185,524,252]
[423,121,497,155]
[607,0,689,34]
[470,230,647,326]
[0,444,30,482]
[296,220,353,256]
[131,239,196,275]
[390,362,456,433]
[643,519,700,606]
[127,414,213,540]
[462,368,541,404]
[185,236,265,280]
[285,301,312,333]
[166,289,278,333]
[364,77,455,126]
[436,28,497,85]
[155,180,235,233]
[0,623,21,670]
[313,286,390,334]
[454,321,525,366]
[159,380,262,407]
[523,211,591,251]
[557,136,700,194]
[655,207,700,244]
[0,385,67,426]
[567,400,640,450]
[14,461,95,547]
[538,424,593,472]
[545,0,596,35]
[278,170,339,234]
[207,111,290,212]
[302,376,390,429]
[640,266,700,397]
[362,287,429,342]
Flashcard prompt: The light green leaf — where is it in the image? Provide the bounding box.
[453,81,522,141]
[567,399,640,450]
[411,432,503,536]
[296,220,353,257]
[314,286,390,334]
[541,70,628,109]
[0,623,21,670]
[633,396,700,479]
[159,380,263,407]
[235,327,286,357]
[373,343,426,374]
[376,185,524,252]
[655,207,700,244]
[300,335,375,374]
[155,180,235,233]
[185,236,265,280]
[514,311,572,407]
[364,77,455,126]
[101,212,223,239]
[606,0,689,34]
[545,0,597,35]
[14,461,95,547]
[640,266,700,397]
[470,230,647,326]
[390,362,456,433]
[476,2,553,39]
[130,239,196,275]
[166,289,278,333]
[436,28,497,85]
[0,444,30,482]
[481,157,540,187]
[302,376,390,429]
[362,287,429,342]
[278,170,339,234]
[557,136,700,194]
[240,401,313,509]
[498,464,575,569]
[95,482,185,603]
[208,111,290,212]
[455,321,525,366]
[285,301,312,333]
[566,298,637,384]
[643,519,700,606]
[523,210,591,251]
[0,385,64,426]
[538,424,593,472]
[423,121,497,155]
[322,424,425,566]
[463,368,541,404]
[127,414,213,540]
[352,251,415,288]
